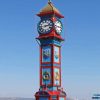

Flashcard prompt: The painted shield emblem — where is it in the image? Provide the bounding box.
[43,71,50,81]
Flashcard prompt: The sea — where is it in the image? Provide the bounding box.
[0,98,34,100]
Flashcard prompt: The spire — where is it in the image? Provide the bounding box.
[48,0,51,3]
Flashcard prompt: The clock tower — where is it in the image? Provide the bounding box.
[35,0,67,100]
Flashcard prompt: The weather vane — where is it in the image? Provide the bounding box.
[48,0,51,3]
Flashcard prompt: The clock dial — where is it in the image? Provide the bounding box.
[38,19,53,34]
[54,20,63,34]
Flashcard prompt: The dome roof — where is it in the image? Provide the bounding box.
[37,2,64,18]
[40,2,60,14]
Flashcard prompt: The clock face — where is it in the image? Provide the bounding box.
[54,20,63,34]
[38,19,53,34]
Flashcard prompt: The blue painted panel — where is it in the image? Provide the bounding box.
[54,46,60,63]
[53,64,60,67]
[42,68,51,85]
[42,46,51,63]
[48,87,57,91]
[59,97,65,100]
[41,63,60,67]
[53,40,61,46]
[39,97,48,100]
[40,39,61,46]
[42,63,52,66]
[52,96,57,99]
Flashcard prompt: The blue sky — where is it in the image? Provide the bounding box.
[0,0,100,100]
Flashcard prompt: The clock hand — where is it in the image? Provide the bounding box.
[44,25,49,27]
[55,25,62,28]
[42,25,52,28]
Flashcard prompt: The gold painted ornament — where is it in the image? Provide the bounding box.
[55,72,60,81]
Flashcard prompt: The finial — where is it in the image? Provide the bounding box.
[48,0,51,3]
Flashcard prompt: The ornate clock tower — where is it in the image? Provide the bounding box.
[35,0,67,100]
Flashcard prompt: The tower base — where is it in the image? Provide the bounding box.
[35,90,66,100]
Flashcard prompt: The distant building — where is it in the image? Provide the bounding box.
[92,94,100,99]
